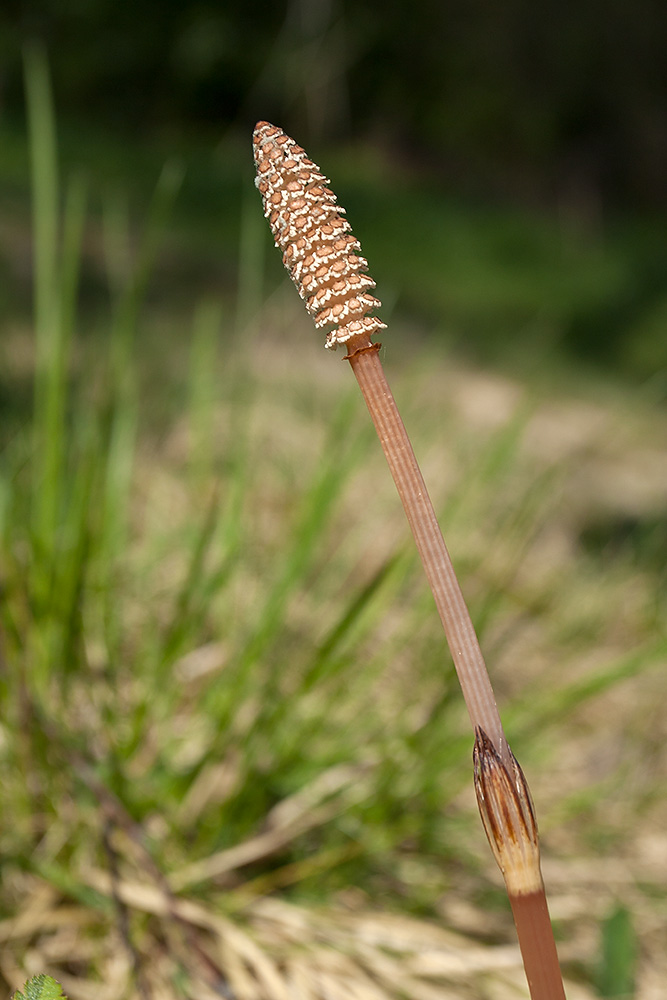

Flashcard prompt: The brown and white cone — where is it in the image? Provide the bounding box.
[253,121,386,350]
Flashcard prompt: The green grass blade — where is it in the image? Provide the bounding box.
[23,41,61,565]
[596,903,637,998]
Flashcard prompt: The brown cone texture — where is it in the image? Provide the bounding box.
[253,121,386,350]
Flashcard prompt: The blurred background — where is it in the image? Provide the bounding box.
[0,4,666,999]
[0,0,666,380]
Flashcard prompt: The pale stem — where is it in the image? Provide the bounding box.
[346,340,509,765]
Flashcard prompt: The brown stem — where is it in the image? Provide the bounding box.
[509,890,567,1000]
[345,340,509,763]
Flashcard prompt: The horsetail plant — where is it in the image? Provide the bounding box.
[253,121,566,1000]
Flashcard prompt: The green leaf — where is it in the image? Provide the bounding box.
[13,974,69,1000]
[597,904,637,997]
